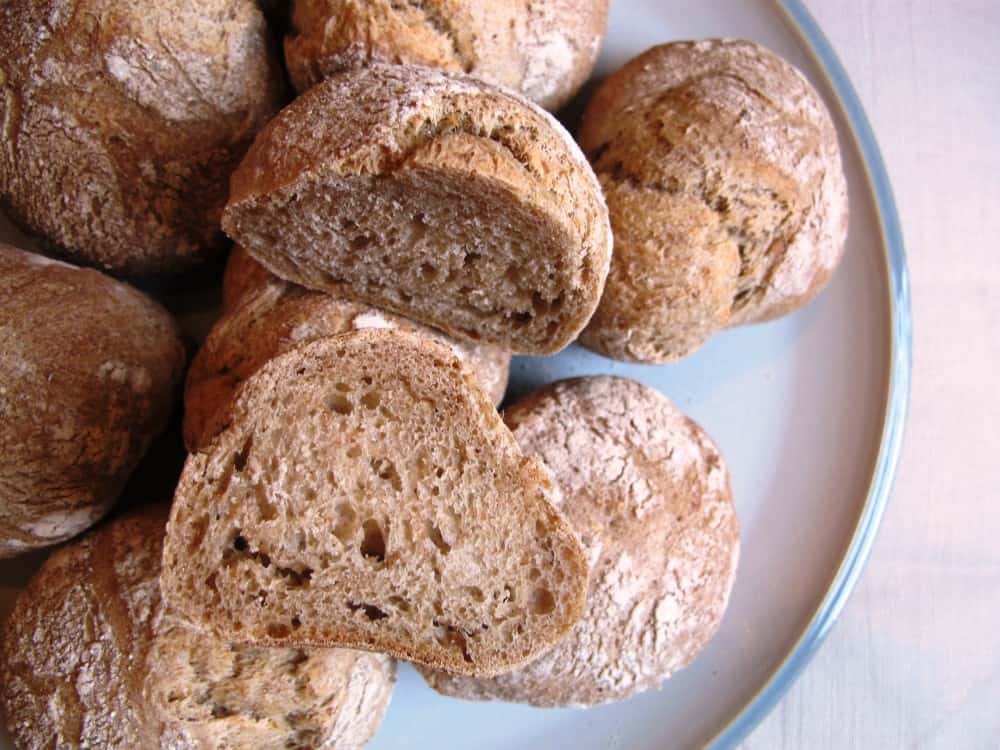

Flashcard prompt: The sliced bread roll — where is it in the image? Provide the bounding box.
[422,376,740,706]
[184,269,511,451]
[0,507,395,750]
[161,329,588,676]
[221,63,612,355]
[284,0,610,110]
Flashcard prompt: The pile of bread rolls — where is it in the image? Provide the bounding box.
[0,0,847,747]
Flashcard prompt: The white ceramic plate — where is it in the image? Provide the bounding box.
[0,0,910,747]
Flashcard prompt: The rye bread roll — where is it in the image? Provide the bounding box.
[222,63,612,355]
[185,263,511,451]
[222,245,280,313]
[284,0,609,110]
[423,376,739,706]
[0,244,185,558]
[0,0,286,276]
[162,330,589,677]
[579,40,849,362]
[0,507,396,749]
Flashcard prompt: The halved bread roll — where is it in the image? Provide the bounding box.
[222,63,612,355]
[422,376,740,706]
[162,329,588,676]
[185,264,510,452]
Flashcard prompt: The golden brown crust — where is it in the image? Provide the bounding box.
[0,509,168,749]
[0,0,286,276]
[185,264,511,451]
[0,507,397,750]
[222,63,611,355]
[423,376,740,706]
[221,245,281,312]
[0,244,185,558]
[163,330,589,677]
[579,40,848,362]
[284,0,609,110]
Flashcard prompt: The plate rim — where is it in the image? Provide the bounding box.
[709,2,913,747]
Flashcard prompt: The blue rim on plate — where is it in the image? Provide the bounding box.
[709,2,913,747]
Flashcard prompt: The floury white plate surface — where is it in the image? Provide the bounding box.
[0,0,909,747]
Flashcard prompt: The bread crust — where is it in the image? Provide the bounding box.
[222,63,611,355]
[0,244,185,558]
[162,329,589,677]
[284,0,609,110]
[579,40,849,362]
[423,376,740,706]
[0,507,397,750]
[185,260,511,451]
[0,0,286,276]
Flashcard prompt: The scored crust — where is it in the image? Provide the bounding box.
[0,0,285,276]
[222,63,612,355]
[189,249,510,451]
[0,507,396,750]
[578,40,848,363]
[284,0,609,110]
[422,376,740,706]
[0,244,185,558]
[162,329,589,677]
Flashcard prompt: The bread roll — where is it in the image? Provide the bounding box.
[0,244,184,558]
[222,63,612,355]
[579,40,849,362]
[0,0,285,276]
[285,0,609,110]
[186,264,510,451]
[423,376,739,706]
[222,245,279,312]
[162,330,589,677]
[0,507,396,749]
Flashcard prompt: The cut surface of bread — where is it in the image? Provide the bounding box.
[222,63,611,355]
[162,329,588,676]
[187,250,510,451]
[422,376,740,706]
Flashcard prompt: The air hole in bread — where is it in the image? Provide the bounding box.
[503,584,516,603]
[361,390,381,409]
[464,586,485,603]
[360,519,386,562]
[267,622,291,639]
[234,435,253,472]
[420,262,436,281]
[327,392,353,415]
[233,534,249,552]
[534,519,549,536]
[346,444,361,458]
[350,234,373,250]
[211,704,236,719]
[291,616,302,629]
[332,503,358,544]
[463,252,481,268]
[425,521,451,555]
[528,566,541,581]
[511,311,533,328]
[347,601,389,621]
[388,595,411,612]
[434,621,474,663]
[370,458,402,491]
[529,588,556,615]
